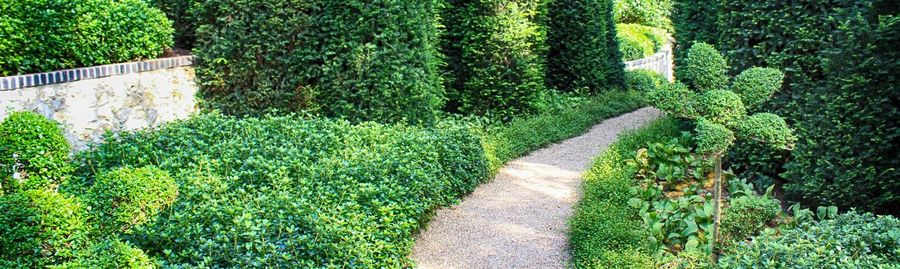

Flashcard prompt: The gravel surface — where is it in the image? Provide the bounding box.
[411,107,663,269]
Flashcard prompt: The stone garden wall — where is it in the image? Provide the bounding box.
[0,57,198,150]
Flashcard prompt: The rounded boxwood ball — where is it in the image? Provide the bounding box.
[87,166,178,234]
[0,111,72,194]
[695,119,735,154]
[698,89,746,126]
[0,189,87,268]
[649,82,699,119]
[730,67,784,110]
[736,113,797,150]
[625,69,668,94]
[683,42,729,92]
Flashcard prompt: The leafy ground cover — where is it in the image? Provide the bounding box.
[0,90,644,268]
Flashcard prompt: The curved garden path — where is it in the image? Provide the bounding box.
[411,107,664,269]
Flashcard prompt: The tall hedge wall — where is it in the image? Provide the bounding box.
[441,0,548,121]
[195,0,444,124]
[0,0,173,75]
[670,0,720,82]
[674,0,899,215]
[546,0,625,92]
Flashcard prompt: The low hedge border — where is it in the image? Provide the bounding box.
[65,90,646,267]
[569,116,682,268]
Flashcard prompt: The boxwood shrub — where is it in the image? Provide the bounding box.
[570,117,682,268]
[440,0,548,121]
[547,0,626,92]
[0,111,72,194]
[195,0,444,124]
[625,69,668,94]
[0,0,173,75]
[0,189,88,268]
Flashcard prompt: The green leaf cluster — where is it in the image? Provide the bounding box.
[681,42,728,92]
[730,67,784,111]
[693,118,733,154]
[0,0,173,75]
[617,23,668,61]
[0,112,72,194]
[625,69,668,95]
[719,211,900,267]
[613,0,673,30]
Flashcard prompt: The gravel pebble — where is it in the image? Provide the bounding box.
[411,107,663,269]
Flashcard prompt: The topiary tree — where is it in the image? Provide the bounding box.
[647,42,795,258]
[729,67,784,111]
[547,0,626,92]
[681,42,729,92]
[0,111,72,194]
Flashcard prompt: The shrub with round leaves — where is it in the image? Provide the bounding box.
[86,166,178,234]
[730,67,784,110]
[648,82,698,119]
[0,111,72,194]
[53,238,154,269]
[682,42,729,91]
[0,0,173,75]
[718,195,781,250]
[694,119,734,154]
[0,189,87,268]
[736,113,796,151]
[625,69,668,94]
[719,211,900,267]
[697,89,745,126]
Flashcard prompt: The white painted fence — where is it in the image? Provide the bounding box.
[624,43,674,82]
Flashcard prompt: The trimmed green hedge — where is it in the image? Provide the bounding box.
[0,112,72,194]
[613,0,673,30]
[0,0,173,75]
[441,0,548,121]
[195,0,444,124]
[547,0,625,92]
[570,117,682,268]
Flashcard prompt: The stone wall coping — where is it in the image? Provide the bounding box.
[0,56,194,91]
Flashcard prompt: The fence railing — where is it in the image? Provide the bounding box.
[624,43,674,82]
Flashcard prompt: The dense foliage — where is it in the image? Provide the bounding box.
[0,0,173,75]
[195,0,444,124]
[0,112,177,268]
[570,117,682,268]
[145,0,203,48]
[624,69,668,94]
[617,24,667,61]
[674,0,900,214]
[546,0,625,92]
[441,0,548,120]
[0,112,72,194]
[680,42,728,92]
[613,0,673,30]
[720,211,900,267]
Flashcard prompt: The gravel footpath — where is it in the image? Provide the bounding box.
[411,107,663,269]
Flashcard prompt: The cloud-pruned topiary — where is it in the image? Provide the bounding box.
[648,82,697,119]
[85,167,179,235]
[730,67,784,110]
[694,118,734,154]
[736,113,796,151]
[0,189,87,268]
[0,111,72,194]
[682,42,729,92]
[696,89,745,127]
